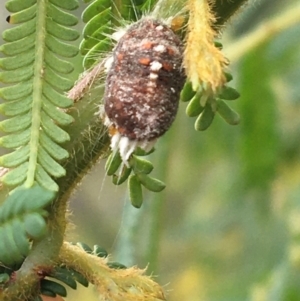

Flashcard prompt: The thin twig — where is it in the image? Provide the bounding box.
[225,3,300,62]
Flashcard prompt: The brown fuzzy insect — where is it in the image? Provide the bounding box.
[103,17,185,163]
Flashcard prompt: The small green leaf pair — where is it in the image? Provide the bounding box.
[42,264,89,299]
[75,241,107,258]
[105,148,166,208]
[180,71,240,131]
[80,0,113,69]
[76,241,126,269]
[128,173,165,208]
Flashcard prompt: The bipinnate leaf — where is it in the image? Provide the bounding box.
[80,2,113,68]
[80,0,150,68]
[0,0,80,191]
[0,184,55,266]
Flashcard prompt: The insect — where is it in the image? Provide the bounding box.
[103,16,185,164]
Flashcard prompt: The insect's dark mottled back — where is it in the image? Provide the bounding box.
[104,17,185,141]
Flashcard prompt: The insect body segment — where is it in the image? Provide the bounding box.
[103,17,185,163]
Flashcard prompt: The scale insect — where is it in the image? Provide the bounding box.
[102,16,186,164]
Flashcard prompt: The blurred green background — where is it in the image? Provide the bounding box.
[2,0,300,300]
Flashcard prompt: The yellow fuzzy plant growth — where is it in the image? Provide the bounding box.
[59,243,166,301]
[184,0,227,92]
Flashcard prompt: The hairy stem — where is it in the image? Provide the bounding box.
[214,0,249,27]
[1,197,66,301]
[59,242,166,301]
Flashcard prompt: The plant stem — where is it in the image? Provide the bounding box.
[214,0,250,26]
[1,196,66,301]
[225,3,300,62]
[59,242,166,300]
[25,0,46,188]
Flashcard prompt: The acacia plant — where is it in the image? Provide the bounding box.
[0,0,247,300]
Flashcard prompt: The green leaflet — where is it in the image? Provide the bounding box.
[128,175,143,208]
[44,67,74,91]
[224,72,233,82]
[51,266,89,288]
[42,82,73,108]
[48,3,78,26]
[49,0,79,10]
[37,146,66,178]
[5,0,36,12]
[107,261,127,269]
[36,164,59,192]
[68,269,89,287]
[11,219,29,256]
[76,242,93,253]
[216,99,240,125]
[0,111,32,133]
[0,145,30,168]
[0,185,55,266]
[82,0,111,22]
[86,36,110,55]
[45,35,79,57]
[112,165,132,185]
[1,162,29,187]
[137,173,166,192]
[0,223,24,264]
[195,104,215,131]
[0,34,35,55]
[130,155,153,174]
[0,273,10,284]
[39,132,69,161]
[24,212,48,239]
[83,38,111,69]
[82,8,111,38]
[0,65,34,83]
[41,279,67,297]
[0,95,32,117]
[41,112,70,144]
[0,81,33,101]
[186,94,204,117]
[80,0,116,69]
[42,97,74,126]
[93,245,108,257]
[45,50,74,74]
[0,49,35,70]
[0,1,79,191]
[2,18,36,42]
[0,129,31,148]
[105,151,122,176]
[8,4,37,24]
[180,81,196,102]
[51,267,77,290]
[46,18,80,41]
[219,86,240,101]
[79,23,111,55]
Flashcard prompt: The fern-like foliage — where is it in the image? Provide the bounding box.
[0,184,55,266]
[0,0,80,191]
[81,0,158,68]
